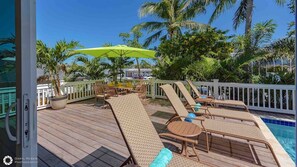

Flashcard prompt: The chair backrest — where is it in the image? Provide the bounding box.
[94,81,104,95]
[106,94,164,166]
[186,80,201,97]
[160,84,189,118]
[174,82,196,106]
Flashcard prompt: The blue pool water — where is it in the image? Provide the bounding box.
[262,118,295,162]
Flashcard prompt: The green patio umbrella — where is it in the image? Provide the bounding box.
[75,45,156,58]
[75,45,156,80]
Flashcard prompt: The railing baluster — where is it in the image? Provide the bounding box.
[268,89,271,109]
[280,90,283,110]
[247,88,250,106]
[257,88,260,107]
[242,87,245,103]
[286,89,289,110]
[262,89,265,108]
[237,87,240,101]
[274,89,277,109]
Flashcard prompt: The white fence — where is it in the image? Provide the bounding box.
[1,81,98,117]
[146,79,296,115]
[36,81,97,110]
[0,79,295,117]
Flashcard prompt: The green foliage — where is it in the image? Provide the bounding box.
[182,56,221,81]
[158,28,234,61]
[256,71,295,85]
[105,57,133,82]
[36,40,81,96]
[139,60,152,68]
[133,0,208,46]
[65,56,105,81]
[154,29,234,81]
[209,0,285,34]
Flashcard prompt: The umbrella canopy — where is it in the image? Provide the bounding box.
[75,45,156,58]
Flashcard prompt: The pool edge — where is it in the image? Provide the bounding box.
[254,115,295,167]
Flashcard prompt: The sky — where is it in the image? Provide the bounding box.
[36,0,294,62]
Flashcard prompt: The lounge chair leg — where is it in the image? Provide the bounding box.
[208,133,211,152]
[229,140,232,157]
[192,143,200,161]
[120,156,134,167]
[185,141,188,157]
[266,144,281,167]
[248,144,259,165]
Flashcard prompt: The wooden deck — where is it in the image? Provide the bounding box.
[37,99,279,167]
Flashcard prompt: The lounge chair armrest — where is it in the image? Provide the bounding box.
[159,133,198,145]
[170,115,205,122]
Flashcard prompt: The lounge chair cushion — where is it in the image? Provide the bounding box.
[150,148,173,167]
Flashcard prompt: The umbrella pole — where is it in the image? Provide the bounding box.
[119,54,122,82]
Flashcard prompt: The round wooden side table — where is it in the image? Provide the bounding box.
[167,121,202,161]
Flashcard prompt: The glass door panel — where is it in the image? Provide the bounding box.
[0,0,16,166]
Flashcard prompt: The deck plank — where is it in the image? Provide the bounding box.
[37,99,279,167]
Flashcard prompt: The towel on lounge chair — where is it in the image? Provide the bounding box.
[150,148,173,167]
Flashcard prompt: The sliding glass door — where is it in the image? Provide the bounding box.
[0,0,37,166]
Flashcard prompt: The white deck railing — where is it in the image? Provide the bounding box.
[0,79,295,117]
[146,79,296,115]
[1,81,99,117]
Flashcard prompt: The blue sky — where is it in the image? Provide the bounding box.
[37,0,293,55]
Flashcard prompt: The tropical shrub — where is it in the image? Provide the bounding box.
[65,56,105,81]
[36,40,80,97]
[153,28,234,81]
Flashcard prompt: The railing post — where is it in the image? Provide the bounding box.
[150,77,156,99]
[212,79,219,99]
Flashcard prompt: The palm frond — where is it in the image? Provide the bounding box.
[139,2,158,18]
[178,0,207,20]
[233,0,248,30]
[209,0,236,24]
[144,30,163,47]
[275,0,286,6]
[132,22,166,33]
[173,21,209,31]
[252,19,276,47]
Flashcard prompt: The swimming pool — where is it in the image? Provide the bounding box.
[262,118,296,162]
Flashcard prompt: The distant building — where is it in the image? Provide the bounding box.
[104,68,153,80]
[122,68,152,79]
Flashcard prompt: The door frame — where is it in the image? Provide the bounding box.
[15,0,37,166]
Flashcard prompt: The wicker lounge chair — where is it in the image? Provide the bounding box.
[160,84,280,167]
[186,80,249,111]
[174,82,259,127]
[106,94,209,167]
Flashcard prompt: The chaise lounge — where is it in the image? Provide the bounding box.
[160,84,280,167]
[187,80,249,111]
[106,94,209,167]
[174,81,259,127]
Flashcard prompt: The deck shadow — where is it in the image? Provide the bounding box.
[151,110,175,120]
[152,121,257,165]
[38,145,127,167]
[38,144,71,167]
[73,146,126,167]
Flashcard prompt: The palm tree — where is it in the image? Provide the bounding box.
[133,0,207,47]
[209,0,286,35]
[232,20,277,78]
[104,57,133,82]
[36,40,80,97]
[66,56,105,81]
[119,30,144,78]
[101,43,134,82]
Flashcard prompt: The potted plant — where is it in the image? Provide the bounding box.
[36,40,80,109]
